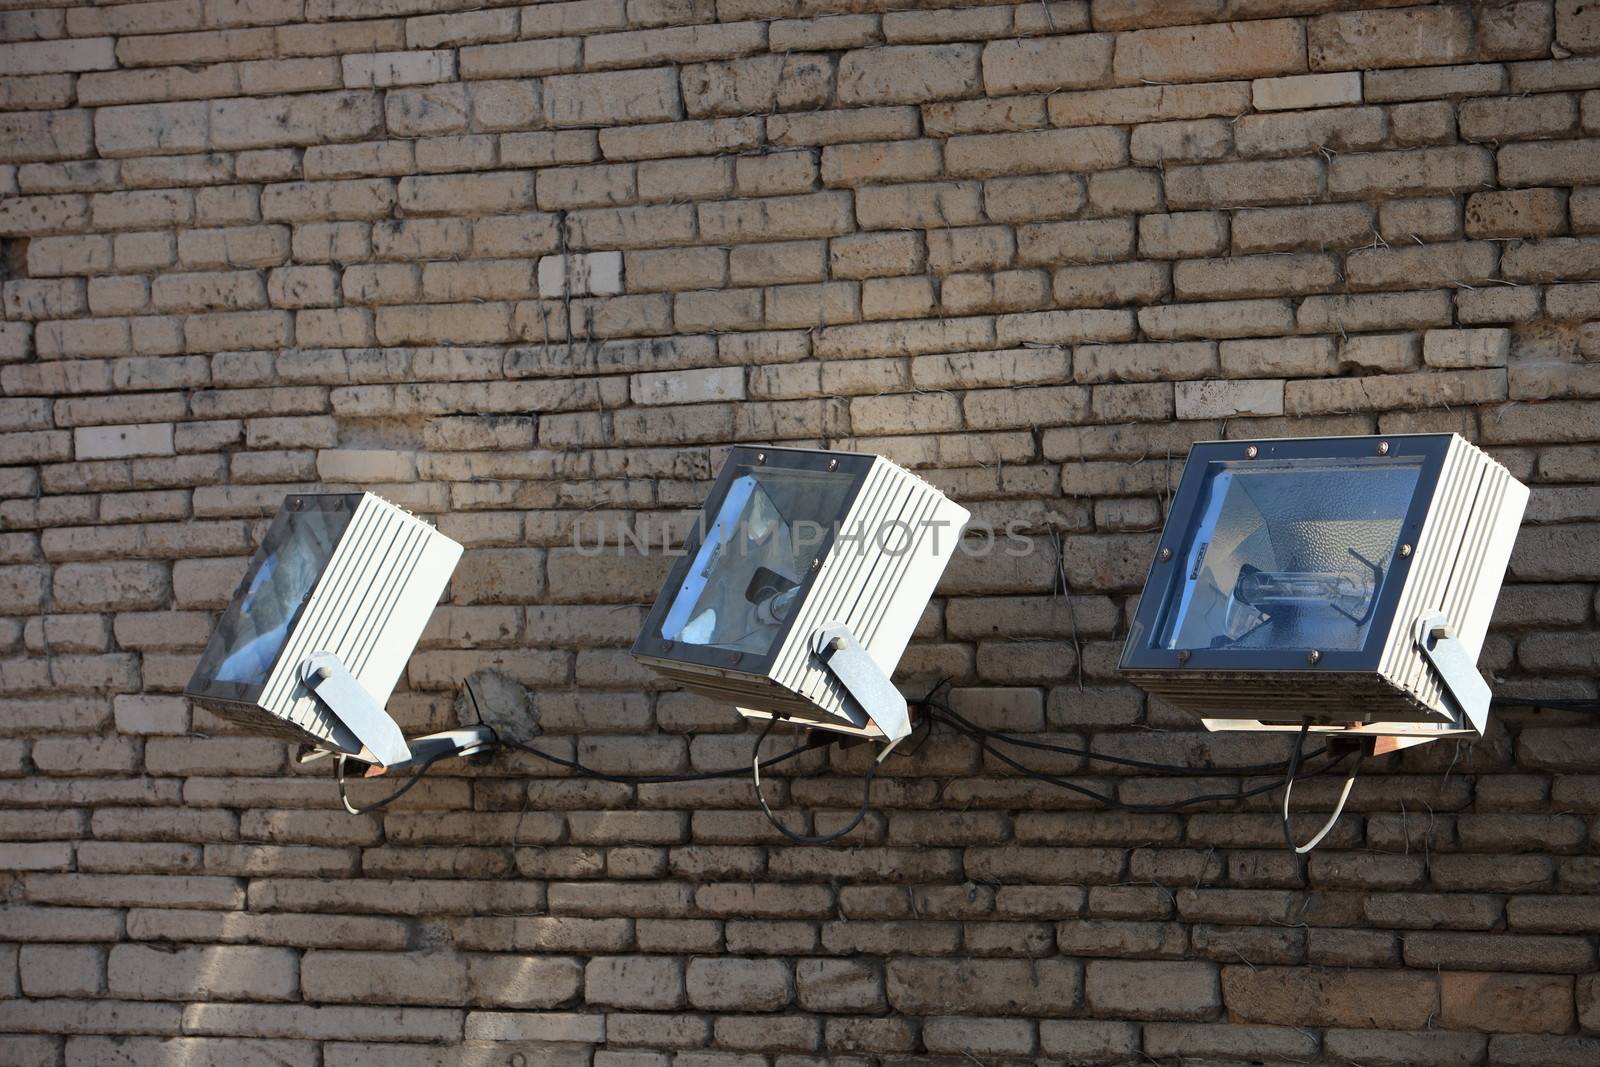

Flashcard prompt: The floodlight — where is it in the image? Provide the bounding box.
[186,492,493,772]
[1120,433,1528,748]
[632,446,970,748]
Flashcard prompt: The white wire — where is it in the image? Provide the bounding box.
[1283,758,1361,855]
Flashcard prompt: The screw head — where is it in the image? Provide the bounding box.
[1307,650,1321,665]
[314,666,332,682]
[810,558,820,570]
[1245,445,1259,459]
[1399,543,1413,558]
[828,458,838,471]
[1377,441,1390,456]
[1177,650,1191,665]
[829,636,847,652]
[1159,547,1173,562]
[756,452,766,463]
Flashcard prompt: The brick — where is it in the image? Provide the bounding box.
[1,109,94,165]
[585,956,685,1010]
[1166,159,1322,209]
[385,84,468,137]
[1462,94,1579,142]
[1252,72,1362,111]
[1086,960,1218,1020]
[946,127,1126,179]
[1114,19,1305,83]
[20,944,102,997]
[700,191,853,242]
[1234,107,1388,158]
[1298,290,1454,333]
[109,944,297,1001]
[1498,139,1600,186]
[1440,972,1575,1033]
[1175,253,1338,300]
[1309,7,1473,70]
[681,54,834,118]
[210,91,383,151]
[74,424,176,461]
[1423,328,1511,369]
[0,37,116,76]
[838,44,980,106]
[1466,188,1568,238]
[1017,218,1135,266]
[544,68,680,127]
[821,140,942,187]
[52,561,169,611]
[1345,242,1499,291]
[1330,147,1494,198]
[887,959,1080,1016]
[1222,966,1437,1029]
[1140,299,1295,340]
[1176,379,1284,419]
[686,958,791,1012]
[342,50,455,89]
[981,34,1114,95]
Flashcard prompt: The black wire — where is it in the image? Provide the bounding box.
[336,751,449,815]
[1280,722,1311,854]
[495,733,814,784]
[924,697,1330,777]
[750,717,878,846]
[926,706,1357,814]
[467,674,817,785]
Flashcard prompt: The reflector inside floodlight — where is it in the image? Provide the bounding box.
[1158,458,1420,654]
[204,507,343,685]
[660,467,855,655]
[186,492,490,771]
[1121,434,1528,745]
[633,446,970,748]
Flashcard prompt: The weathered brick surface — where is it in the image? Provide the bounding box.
[1,1,1597,1061]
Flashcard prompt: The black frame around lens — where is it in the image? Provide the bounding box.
[1119,434,1451,675]
[632,446,874,678]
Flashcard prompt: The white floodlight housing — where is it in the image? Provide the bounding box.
[186,492,491,771]
[1120,433,1528,747]
[633,446,970,747]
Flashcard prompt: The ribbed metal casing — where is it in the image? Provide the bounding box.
[753,455,969,734]
[1375,434,1527,733]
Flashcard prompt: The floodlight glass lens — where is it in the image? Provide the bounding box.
[661,466,855,656]
[1158,458,1420,653]
[199,510,344,684]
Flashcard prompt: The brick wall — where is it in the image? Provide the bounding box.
[2,0,1600,1063]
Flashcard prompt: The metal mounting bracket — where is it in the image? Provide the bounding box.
[301,652,412,769]
[380,725,497,774]
[814,624,911,748]
[1415,612,1491,737]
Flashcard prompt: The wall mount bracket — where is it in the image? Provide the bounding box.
[814,623,912,749]
[301,652,413,768]
[1415,612,1491,736]
[298,653,497,774]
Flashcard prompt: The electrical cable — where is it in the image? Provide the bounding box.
[467,674,817,785]
[494,733,815,784]
[1281,723,1363,855]
[336,750,450,816]
[923,701,1358,814]
[925,697,1331,777]
[750,716,879,846]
